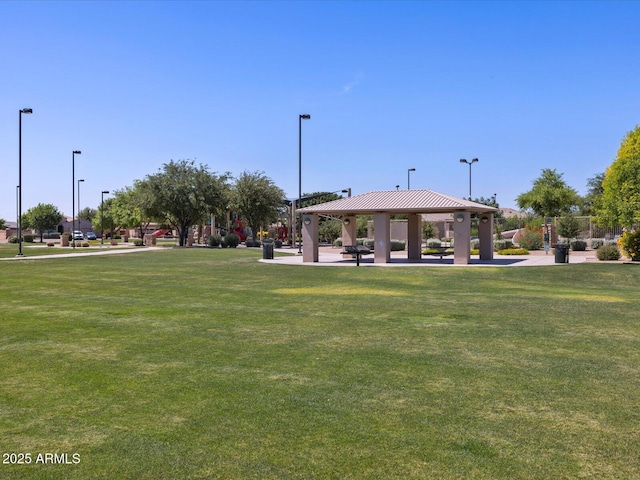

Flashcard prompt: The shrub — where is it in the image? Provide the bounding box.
[223,233,240,248]
[596,244,621,261]
[333,238,343,247]
[591,239,604,249]
[274,239,283,248]
[132,238,143,246]
[620,230,640,261]
[493,239,513,251]
[470,239,480,250]
[390,240,406,251]
[470,248,480,256]
[570,240,587,251]
[23,234,34,243]
[43,233,61,239]
[497,248,530,255]
[81,241,90,248]
[7,234,18,244]
[245,237,255,247]
[207,235,221,247]
[47,242,55,247]
[113,234,121,240]
[517,225,543,250]
[426,238,441,248]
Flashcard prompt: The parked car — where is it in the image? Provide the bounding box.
[72,230,84,240]
[86,232,97,240]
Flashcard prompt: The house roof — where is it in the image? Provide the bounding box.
[298,190,498,215]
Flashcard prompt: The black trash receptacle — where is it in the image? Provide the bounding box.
[554,243,569,264]
[262,242,274,260]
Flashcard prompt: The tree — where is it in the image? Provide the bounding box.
[78,207,97,223]
[231,171,285,241]
[0,218,5,230]
[21,203,63,242]
[143,160,230,246]
[557,213,581,242]
[598,126,640,228]
[93,197,116,238]
[581,173,605,216]
[516,168,580,218]
[111,183,159,239]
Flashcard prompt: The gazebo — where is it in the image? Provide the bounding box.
[297,189,498,265]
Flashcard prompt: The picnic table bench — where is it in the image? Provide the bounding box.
[340,245,372,266]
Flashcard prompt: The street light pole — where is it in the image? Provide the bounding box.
[77,179,85,231]
[72,150,81,249]
[17,108,33,257]
[101,190,109,245]
[407,168,416,190]
[298,113,310,254]
[459,158,478,200]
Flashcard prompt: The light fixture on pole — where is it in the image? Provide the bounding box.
[342,188,351,197]
[17,108,33,257]
[298,113,311,254]
[77,179,85,231]
[407,168,416,190]
[101,190,109,245]
[72,150,81,249]
[459,158,478,200]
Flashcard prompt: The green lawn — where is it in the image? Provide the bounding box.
[1,249,638,479]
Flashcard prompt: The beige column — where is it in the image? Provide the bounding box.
[341,216,357,246]
[373,213,391,264]
[302,214,319,263]
[453,211,471,265]
[407,213,422,262]
[478,213,494,260]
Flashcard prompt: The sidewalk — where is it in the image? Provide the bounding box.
[264,246,596,267]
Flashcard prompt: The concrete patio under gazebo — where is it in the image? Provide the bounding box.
[297,189,498,265]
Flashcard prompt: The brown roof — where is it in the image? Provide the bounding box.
[298,190,498,215]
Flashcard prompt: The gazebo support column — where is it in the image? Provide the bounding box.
[373,213,390,264]
[478,214,494,261]
[341,215,357,258]
[407,213,422,262]
[302,214,319,263]
[453,211,471,265]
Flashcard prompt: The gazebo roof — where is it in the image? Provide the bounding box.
[298,189,498,215]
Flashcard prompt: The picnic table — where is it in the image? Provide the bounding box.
[340,245,372,266]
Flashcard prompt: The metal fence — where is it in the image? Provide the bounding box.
[494,216,628,241]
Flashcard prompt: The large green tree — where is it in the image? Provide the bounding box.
[143,160,230,246]
[21,203,63,242]
[598,126,640,228]
[232,171,285,240]
[111,183,161,239]
[516,168,580,218]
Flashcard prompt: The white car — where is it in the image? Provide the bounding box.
[72,231,84,240]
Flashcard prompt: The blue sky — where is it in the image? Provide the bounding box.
[2,0,639,221]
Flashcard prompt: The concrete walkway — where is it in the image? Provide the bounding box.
[264,246,595,267]
[1,245,168,261]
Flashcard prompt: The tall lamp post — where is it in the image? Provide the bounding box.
[77,179,85,232]
[407,168,416,190]
[101,190,109,245]
[459,158,478,200]
[17,108,33,257]
[298,113,311,254]
[72,150,81,249]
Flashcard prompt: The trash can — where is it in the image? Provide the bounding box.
[262,242,274,260]
[554,243,569,264]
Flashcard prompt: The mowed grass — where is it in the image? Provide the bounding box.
[1,248,639,479]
